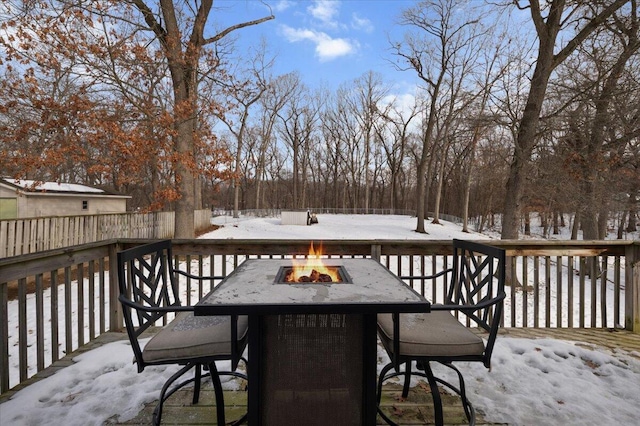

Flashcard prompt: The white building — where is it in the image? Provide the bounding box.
[0,178,131,219]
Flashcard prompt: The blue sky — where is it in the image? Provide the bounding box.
[212,0,420,93]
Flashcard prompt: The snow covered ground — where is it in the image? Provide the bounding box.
[207,213,492,240]
[2,214,639,426]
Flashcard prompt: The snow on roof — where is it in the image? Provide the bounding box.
[4,178,105,194]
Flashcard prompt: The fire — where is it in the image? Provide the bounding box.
[286,242,342,283]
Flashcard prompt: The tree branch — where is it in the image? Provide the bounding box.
[189,0,212,47]
[553,0,628,67]
[203,15,275,45]
[528,0,547,37]
[129,0,167,44]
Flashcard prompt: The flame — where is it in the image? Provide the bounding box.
[288,241,341,283]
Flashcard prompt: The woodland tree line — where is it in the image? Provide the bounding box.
[0,1,638,239]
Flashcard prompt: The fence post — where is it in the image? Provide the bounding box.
[626,242,640,333]
[109,242,124,332]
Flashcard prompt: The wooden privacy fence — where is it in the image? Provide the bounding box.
[1,238,638,394]
[0,210,211,257]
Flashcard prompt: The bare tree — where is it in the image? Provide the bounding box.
[461,45,508,232]
[375,98,420,213]
[319,92,348,208]
[345,71,389,212]
[430,28,493,226]
[216,44,272,218]
[331,84,366,208]
[393,0,487,233]
[501,0,628,239]
[277,82,322,209]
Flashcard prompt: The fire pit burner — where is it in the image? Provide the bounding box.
[274,265,352,284]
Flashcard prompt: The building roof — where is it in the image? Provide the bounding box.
[4,178,104,193]
[1,178,129,198]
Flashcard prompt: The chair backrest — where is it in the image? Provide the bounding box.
[117,240,182,370]
[447,239,506,366]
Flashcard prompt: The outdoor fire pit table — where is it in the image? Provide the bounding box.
[194,258,430,425]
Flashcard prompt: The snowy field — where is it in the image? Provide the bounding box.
[2,214,639,426]
[207,213,492,240]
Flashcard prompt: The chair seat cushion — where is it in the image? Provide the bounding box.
[143,313,248,363]
[377,310,485,358]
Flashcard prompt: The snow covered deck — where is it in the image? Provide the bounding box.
[2,328,638,425]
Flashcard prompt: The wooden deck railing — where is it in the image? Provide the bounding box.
[0,209,212,257]
[1,238,638,394]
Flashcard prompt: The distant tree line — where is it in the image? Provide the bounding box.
[1,0,638,239]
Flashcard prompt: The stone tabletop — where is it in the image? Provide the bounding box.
[195,258,430,315]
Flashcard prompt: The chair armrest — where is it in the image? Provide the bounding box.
[430,291,506,311]
[399,267,453,281]
[118,294,194,313]
[173,269,226,281]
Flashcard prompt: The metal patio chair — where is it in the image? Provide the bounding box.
[376,239,506,426]
[117,240,248,426]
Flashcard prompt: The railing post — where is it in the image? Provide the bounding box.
[626,242,640,333]
[109,242,124,332]
[0,281,9,393]
[370,244,381,262]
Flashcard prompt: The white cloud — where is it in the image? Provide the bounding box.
[280,26,306,41]
[316,37,355,60]
[273,0,294,13]
[281,25,357,62]
[351,13,374,33]
[308,0,340,28]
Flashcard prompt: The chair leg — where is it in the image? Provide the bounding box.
[440,362,475,425]
[401,361,412,398]
[376,362,404,426]
[378,359,476,426]
[153,363,195,426]
[214,358,249,426]
[377,362,395,405]
[208,362,226,426]
[192,364,202,404]
[423,362,444,426]
[217,371,249,425]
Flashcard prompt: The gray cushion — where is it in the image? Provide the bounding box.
[377,310,485,358]
[143,312,248,363]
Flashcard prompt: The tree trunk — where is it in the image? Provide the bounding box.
[627,186,638,232]
[416,111,437,233]
[415,161,427,233]
[194,177,202,210]
[174,120,196,239]
[571,212,580,240]
[578,141,603,241]
[598,204,609,240]
[502,156,526,239]
[233,134,242,218]
[461,171,471,233]
[462,125,482,233]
